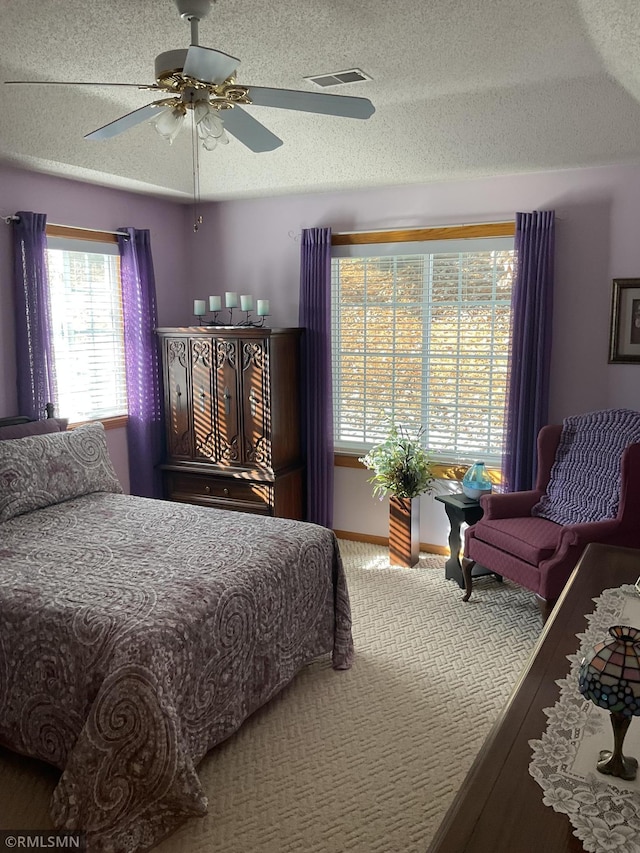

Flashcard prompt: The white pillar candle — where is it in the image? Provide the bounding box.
[225,291,238,308]
[209,295,222,312]
[194,299,206,316]
[256,299,270,316]
[240,294,254,312]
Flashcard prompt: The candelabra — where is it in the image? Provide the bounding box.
[193,295,270,327]
[196,308,227,326]
[237,309,269,327]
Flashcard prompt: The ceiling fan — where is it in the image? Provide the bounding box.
[5,0,376,154]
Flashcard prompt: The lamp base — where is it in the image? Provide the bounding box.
[596,711,638,780]
[597,748,638,781]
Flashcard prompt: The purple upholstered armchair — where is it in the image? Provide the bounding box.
[463,409,640,621]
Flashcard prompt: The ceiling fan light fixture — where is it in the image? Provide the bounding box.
[151,104,186,143]
[198,123,229,149]
[194,100,220,132]
[201,132,226,151]
[194,101,228,148]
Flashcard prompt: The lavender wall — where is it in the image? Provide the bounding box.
[3,161,640,545]
[188,163,640,544]
[0,165,192,491]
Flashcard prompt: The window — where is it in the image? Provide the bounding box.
[331,228,515,466]
[46,230,127,423]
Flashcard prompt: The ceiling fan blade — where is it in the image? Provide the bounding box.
[222,107,282,152]
[183,45,239,85]
[5,80,156,89]
[243,86,375,119]
[85,103,161,140]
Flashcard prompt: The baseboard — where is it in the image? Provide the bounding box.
[333,529,449,557]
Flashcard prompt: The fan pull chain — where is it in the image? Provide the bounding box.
[191,110,203,233]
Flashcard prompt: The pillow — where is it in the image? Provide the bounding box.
[0,418,68,441]
[532,408,640,525]
[0,422,123,522]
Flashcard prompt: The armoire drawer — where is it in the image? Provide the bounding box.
[165,471,273,507]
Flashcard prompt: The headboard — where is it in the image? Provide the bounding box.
[0,404,68,439]
[0,402,56,428]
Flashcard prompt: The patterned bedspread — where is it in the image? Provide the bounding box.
[0,493,353,852]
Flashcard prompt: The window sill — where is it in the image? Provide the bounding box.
[69,415,128,431]
[334,452,502,485]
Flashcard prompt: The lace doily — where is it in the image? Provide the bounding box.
[529,584,640,853]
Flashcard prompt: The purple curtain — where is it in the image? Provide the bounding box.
[299,227,333,527]
[503,210,555,492]
[11,212,57,419]
[117,228,164,498]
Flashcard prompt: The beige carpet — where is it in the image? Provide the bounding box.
[0,540,542,852]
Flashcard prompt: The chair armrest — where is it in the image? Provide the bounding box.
[559,519,621,547]
[480,490,543,520]
[539,519,626,580]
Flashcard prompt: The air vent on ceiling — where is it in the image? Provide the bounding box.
[305,68,371,88]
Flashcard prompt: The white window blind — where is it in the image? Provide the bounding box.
[46,238,127,423]
[331,240,514,465]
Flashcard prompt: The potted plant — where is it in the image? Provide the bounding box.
[359,422,434,566]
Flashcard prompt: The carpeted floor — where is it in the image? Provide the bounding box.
[0,540,542,852]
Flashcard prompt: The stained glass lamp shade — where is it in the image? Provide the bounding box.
[578,625,640,779]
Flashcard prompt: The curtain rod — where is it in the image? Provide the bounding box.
[3,214,128,236]
[331,220,515,236]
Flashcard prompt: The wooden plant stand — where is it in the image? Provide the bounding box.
[389,496,420,567]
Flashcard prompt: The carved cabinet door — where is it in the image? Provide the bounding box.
[164,338,191,459]
[240,338,271,468]
[190,337,218,462]
[214,337,242,465]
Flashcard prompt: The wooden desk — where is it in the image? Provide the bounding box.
[427,542,640,853]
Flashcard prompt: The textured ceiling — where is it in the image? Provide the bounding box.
[2,0,640,202]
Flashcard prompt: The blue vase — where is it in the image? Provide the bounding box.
[462,462,492,500]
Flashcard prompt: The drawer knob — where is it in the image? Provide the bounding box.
[223,487,230,496]
[204,485,211,494]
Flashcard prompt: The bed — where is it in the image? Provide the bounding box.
[0,418,353,852]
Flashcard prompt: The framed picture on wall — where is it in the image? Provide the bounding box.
[609,278,640,363]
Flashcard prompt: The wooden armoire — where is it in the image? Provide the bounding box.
[157,326,304,519]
